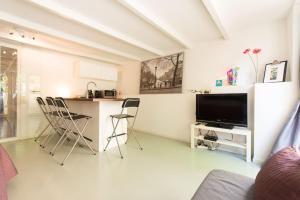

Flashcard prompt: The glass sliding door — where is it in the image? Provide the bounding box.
[0,46,17,138]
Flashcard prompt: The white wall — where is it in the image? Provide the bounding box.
[297,3,300,92]
[117,61,141,95]
[287,3,300,91]
[119,20,289,145]
[120,20,288,92]
[21,47,118,98]
[184,20,288,89]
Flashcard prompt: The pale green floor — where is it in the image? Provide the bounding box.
[4,133,260,200]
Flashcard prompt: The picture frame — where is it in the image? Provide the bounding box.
[139,52,184,94]
[216,80,222,87]
[263,60,287,83]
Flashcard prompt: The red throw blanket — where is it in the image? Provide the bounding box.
[0,145,17,200]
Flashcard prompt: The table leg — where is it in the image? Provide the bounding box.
[246,133,251,162]
[191,126,195,149]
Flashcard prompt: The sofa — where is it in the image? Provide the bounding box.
[191,170,254,200]
[191,147,300,200]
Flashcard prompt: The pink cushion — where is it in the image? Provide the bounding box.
[254,147,300,200]
[0,145,17,200]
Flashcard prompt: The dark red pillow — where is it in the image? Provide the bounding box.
[254,147,300,200]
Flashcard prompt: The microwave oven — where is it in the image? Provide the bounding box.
[99,90,117,99]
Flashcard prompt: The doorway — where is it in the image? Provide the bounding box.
[0,46,17,138]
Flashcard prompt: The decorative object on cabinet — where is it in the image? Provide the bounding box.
[190,89,211,94]
[140,52,184,94]
[243,48,262,83]
[190,90,202,93]
[227,67,239,86]
[216,80,223,87]
[263,60,287,83]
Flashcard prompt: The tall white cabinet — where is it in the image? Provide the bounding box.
[253,82,297,163]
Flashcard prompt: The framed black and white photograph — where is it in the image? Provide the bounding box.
[263,61,287,83]
[139,52,184,94]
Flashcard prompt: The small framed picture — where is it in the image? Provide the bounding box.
[216,80,223,87]
[263,61,287,83]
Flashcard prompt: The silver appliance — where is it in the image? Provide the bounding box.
[100,90,117,99]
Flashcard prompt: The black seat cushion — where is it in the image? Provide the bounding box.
[110,114,134,119]
[66,114,92,120]
[50,111,77,116]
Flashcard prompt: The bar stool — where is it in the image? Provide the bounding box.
[104,98,143,159]
[40,96,72,149]
[52,97,96,166]
[36,96,67,148]
[35,97,53,144]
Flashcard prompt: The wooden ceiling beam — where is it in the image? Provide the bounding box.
[0,11,140,62]
[202,0,230,40]
[28,0,164,56]
[117,0,192,49]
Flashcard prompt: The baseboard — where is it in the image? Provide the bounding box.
[0,136,35,144]
[133,128,190,144]
[252,157,265,165]
[133,128,253,159]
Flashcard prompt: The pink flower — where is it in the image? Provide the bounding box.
[243,48,251,54]
[253,48,261,54]
[243,48,262,83]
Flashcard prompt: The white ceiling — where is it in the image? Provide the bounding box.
[117,0,222,45]
[0,0,296,64]
[0,21,132,65]
[210,0,295,33]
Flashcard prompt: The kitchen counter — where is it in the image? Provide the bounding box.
[64,97,125,102]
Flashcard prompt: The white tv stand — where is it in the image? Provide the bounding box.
[191,123,252,162]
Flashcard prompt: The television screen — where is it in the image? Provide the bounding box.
[196,93,248,127]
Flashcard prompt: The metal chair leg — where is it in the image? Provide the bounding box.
[104,118,123,158]
[104,118,120,151]
[60,135,80,166]
[59,119,95,165]
[103,119,114,151]
[40,130,55,148]
[34,124,50,142]
[49,119,74,154]
[51,134,68,156]
[40,116,64,148]
[125,118,143,150]
[50,128,69,155]
[42,122,65,148]
[104,119,114,151]
[133,136,143,150]
[115,129,123,159]
[74,120,96,155]
[42,131,58,149]
[125,118,131,144]
[103,137,112,151]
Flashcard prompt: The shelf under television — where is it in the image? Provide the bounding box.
[191,123,252,162]
[194,135,246,149]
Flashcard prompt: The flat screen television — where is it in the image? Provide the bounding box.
[196,93,248,128]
